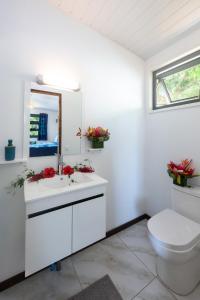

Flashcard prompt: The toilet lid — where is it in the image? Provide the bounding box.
[147,209,200,251]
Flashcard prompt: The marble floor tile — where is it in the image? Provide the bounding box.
[0,258,81,300]
[118,222,154,255]
[134,251,157,276]
[134,278,177,300]
[118,219,157,275]
[2,219,200,300]
[72,235,154,300]
[172,282,200,300]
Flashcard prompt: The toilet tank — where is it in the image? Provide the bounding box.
[171,185,200,224]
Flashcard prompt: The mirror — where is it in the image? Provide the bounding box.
[29,89,61,157]
[25,82,82,159]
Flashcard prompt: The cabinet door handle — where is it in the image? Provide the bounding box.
[28,193,104,219]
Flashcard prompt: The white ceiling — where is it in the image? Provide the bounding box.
[49,0,200,59]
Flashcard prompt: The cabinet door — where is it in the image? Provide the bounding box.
[72,196,106,253]
[25,206,72,277]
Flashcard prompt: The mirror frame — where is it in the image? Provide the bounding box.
[24,81,82,161]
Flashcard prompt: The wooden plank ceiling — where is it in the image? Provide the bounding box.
[49,0,200,59]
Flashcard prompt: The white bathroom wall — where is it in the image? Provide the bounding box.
[0,0,145,281]
[145,27,200,216]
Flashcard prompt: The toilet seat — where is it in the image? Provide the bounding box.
[148,209,200,251]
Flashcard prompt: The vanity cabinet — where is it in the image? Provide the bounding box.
[25,207,72,277]
[25,196,106,277]
[24,173,108,277]
[72,195,106,252]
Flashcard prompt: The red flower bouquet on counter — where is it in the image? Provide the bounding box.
[63,165,74,176]
[78,166,94,173]
[167,159,199,187]
[74,159,95,173]
[29,173,44,182]
[63,165,74,185]
[85,126,110,149]
[42,167,56,178]
[28,167,56,183]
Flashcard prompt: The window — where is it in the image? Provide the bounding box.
[30,114,39,138]
[153,50,200,110]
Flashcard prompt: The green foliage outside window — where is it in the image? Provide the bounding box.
[153,51,200,109]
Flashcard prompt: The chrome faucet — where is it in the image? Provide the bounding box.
[58,154,65,175]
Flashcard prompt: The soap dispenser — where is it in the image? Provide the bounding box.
[5,139,15,161]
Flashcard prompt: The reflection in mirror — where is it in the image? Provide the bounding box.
[29,90,61,157]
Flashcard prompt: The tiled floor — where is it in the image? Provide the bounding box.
[1,220,200,300]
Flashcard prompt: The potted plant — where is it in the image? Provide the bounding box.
[167,159,199,187]
[85,126,110,149]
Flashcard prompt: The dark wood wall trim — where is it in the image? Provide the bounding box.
[0,272,25,292]
[0,213,150,292]
[106,214,150,237]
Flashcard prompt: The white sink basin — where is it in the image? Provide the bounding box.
[72,172,93,184]
[39,172,93,190]
[25,172,108,203]
[39,175,68,189]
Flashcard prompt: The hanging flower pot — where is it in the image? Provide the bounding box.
[173,175,188,187]
[85,126,110,149]
[92,139,104,149]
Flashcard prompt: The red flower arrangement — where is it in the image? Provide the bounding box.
[85,126,110,140]
[167,159,199,187]
[78,166,94,173]
[42,167,56,178]
[29,173,44,182]
[28,166,76,183]
[85,126,110,149]
[73,159,95,173]
[29,167,56,182]
[11,164,76,190]
[63,165,74,176]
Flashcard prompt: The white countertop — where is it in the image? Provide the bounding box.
[24,172,108,203]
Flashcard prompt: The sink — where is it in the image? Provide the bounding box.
[39,175,69,189]
[72,172,93,184]
[25,172,108,203]
[39,172,93,189]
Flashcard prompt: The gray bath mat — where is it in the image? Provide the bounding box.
[68,275,123,300]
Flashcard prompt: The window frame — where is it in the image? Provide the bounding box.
[30,113,39,138]
[152,50,200,110]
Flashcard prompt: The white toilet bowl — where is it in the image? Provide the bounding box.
[148,209,200,295]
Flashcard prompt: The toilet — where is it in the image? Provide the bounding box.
[147,185,200,295]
